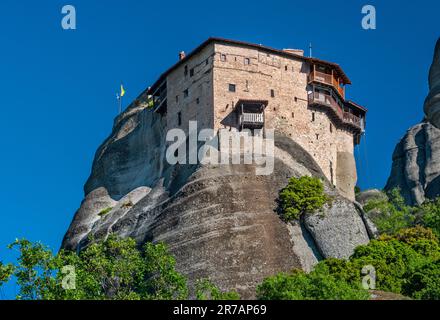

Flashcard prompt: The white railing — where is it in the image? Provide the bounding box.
[241,113,264,124]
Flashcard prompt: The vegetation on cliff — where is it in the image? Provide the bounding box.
[364,188,440,237]
[279,176,329,221]
[257,186,440,300]
[256,263,369,300]
[0,235,238,300]
[257,226,440,300]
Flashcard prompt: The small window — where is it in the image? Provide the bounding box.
[330,123,333,133]
[175,95,179,103]
[228,84,236,92]
[292,112,295,118]
[183,89,189,98]
[312,112,315,122]
[220,54,226,62]
[205,58,209,65]
[285,65,288,71]
[316,134,319,140]
[270,89,275,98]
[190,68,194,77]
[196,98,200,104]
[330,161,334,185]
[244,58,250,65]
[184,65,188,76]
[294,97,298,102]
[178,112,182,126]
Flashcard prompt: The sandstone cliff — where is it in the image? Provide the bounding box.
[62,102,370,298]
[386,38,440,205]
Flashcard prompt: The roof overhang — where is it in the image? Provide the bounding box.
[346,100,367,113]
[236,99,269,110]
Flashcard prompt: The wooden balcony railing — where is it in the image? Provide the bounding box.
[309,71,345,98]
[308,91,363,130]
[153,91,167,113]
[241,112,264,125]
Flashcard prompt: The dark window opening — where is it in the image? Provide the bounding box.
[183,89,189,98]
[176,95,179,103]
[229,84,236,92]
[205,58,209,65]
[196,98,200,104]
[270,89,275,98]
[184,65,188,76]
[294,97,298,102]
[190,68,194,77]
[292,112,295,118]
[316,134,319,140]
[244,58,250,65]
[312,112,315,122]
[220,54,226,62]
[330,123,333,133]
[330,161,334,185]
[178,112,182,126]
[285,65,288,71]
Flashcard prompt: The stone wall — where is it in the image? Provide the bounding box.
[166,43,215,135]
[211,43,356,199]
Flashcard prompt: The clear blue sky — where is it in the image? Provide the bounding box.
[0,0,438,298]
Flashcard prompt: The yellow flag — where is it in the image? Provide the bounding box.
[120,84,126,97]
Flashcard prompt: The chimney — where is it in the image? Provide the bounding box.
[179,51,186,60]
[283,49,304,56]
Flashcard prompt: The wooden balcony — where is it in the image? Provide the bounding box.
[152,80,167,114]
[308,91,363,131]
[240,112,264,128]
[309,70,345,98]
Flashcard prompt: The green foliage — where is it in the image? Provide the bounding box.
[141,242,188,300]
[195,279,240,300]
[403,259,440,299]
[355,186,361,194]
[7,239,58,300]
[98,207,113,217]
[363,188,415,235]
[279,176,329,221]
[256,264,369,300]
[3,236,190,300]
[347,227,440,295]
[147,96,154,109]
[0,261,14,287]
[257,226,440,300]
[419,198,440,238]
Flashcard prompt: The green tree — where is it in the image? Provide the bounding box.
[0,261,13,287]
[279,176,329,221]
[419,198,440,238]
[363,188,414,235]
[403,259,440,300]
[256,227,440,300]
[3,236,189,300]
[195,279,240,300]
[256,264,369,300]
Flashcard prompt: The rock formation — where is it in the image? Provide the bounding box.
[424,38,440,128]
[386,38,440,205]
[62,102,371,299]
